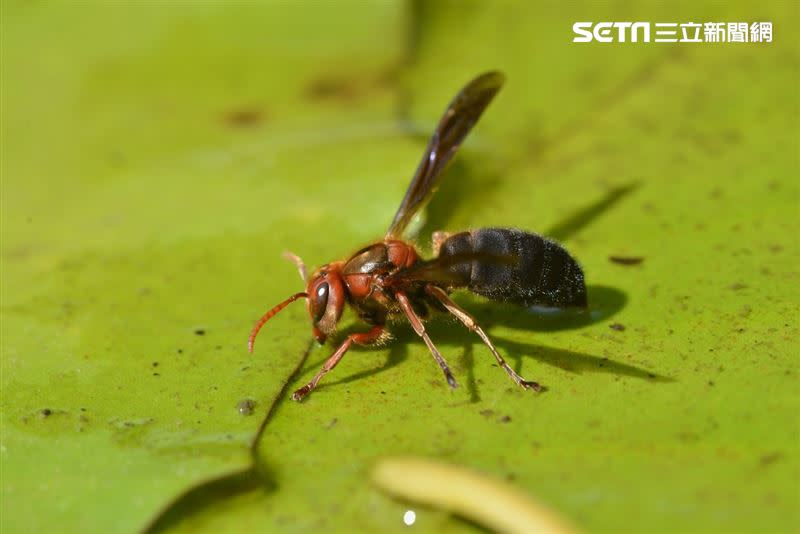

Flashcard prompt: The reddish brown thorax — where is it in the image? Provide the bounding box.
[305,240,418,343]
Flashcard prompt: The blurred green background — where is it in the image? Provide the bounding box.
[1,1,797,532]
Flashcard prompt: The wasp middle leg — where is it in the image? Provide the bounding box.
[425,284,542,391]
[396,291,458,389]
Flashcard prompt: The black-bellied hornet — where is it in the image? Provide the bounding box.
[249,71,587,401]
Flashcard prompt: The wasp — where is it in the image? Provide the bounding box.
[249,71,587,401]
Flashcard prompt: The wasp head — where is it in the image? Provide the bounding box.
[305,263,346,344]
[248,255,346,352]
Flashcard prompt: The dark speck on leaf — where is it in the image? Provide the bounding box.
[306,76,359,102]
[729,282,747,290]
[40,409,52,418]
[177,348,183,354]
[759,452,783,466]
[223,108,263,128]
[237,399,256,416]
[499,415,512,423]
[609,323,626,331]
[609,255,644,265]
[194,329,205,336]
[108,151,127,168]
[152,361,159,367]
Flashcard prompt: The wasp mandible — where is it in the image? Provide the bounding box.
[249,71,587,401]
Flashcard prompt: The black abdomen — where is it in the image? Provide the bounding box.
[439,228,587,308]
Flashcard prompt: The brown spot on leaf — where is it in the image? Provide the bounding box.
[609,256,644,266]
[722,129,741,145]
[305,68,397,104]
[677,431,699,442]
[306,77,360,102]
[759,451,783,467]
[223,108,263,128]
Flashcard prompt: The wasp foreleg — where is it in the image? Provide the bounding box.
[292,324,385,401]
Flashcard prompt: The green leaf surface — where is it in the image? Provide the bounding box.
[2,2,797,533]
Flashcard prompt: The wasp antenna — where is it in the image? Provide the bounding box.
[248,292,308,353]
[282,251,307,283]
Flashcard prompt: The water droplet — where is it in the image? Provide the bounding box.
[403,510,416,526]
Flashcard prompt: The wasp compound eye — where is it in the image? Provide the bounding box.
[313,282,329,323]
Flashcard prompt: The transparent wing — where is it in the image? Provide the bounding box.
[385,71,505,238]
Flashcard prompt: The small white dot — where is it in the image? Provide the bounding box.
[403,510,416,526]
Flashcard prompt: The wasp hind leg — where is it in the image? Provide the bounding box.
[425,284,542,392]
[431,231,453,258]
